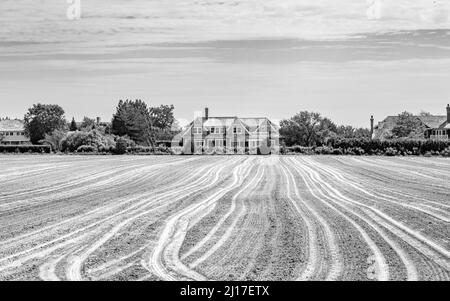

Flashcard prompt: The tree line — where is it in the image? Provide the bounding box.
[14,100,449,156]
[22,100,178,154]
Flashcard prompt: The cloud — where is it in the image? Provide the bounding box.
[1,0,449,51]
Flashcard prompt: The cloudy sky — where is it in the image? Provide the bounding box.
[1,0,450,127]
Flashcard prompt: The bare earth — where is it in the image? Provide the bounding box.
[0,155,449,281]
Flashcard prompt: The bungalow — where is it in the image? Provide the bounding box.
[176,108,280,154]
[0,119,30,145]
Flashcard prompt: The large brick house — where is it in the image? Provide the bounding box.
[0,119,30,145]
[373,104,450,141]
[177,108,280,154]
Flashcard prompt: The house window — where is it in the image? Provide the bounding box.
[215,139,223,147]
[193,127,202,134]
[210,127,215,134]
[195,140,203,147]
[250,141,259,147]
[206,140,214,147]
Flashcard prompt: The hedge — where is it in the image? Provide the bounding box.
[126,145,173,155]
[283,138,450,156]
[76,145,98,153]
[0,145,51,153]
[328,138,449,156]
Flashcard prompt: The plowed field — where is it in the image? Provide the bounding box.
[0,155,449,281]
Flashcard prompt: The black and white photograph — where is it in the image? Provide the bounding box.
[0,0,449,290]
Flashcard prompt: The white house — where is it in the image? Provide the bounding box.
[0,119,30,145]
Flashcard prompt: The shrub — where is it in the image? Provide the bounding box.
[126,145,152,154]
[0,145,51,153]
[332,148,344,155]
[156,145,172,154]
[98,146,114,153]
[315,146,334,155]
[443,147,450,157]
[76,145,97,153]
[285,145,314,154]
[115,137,129,154]
[384,147,398,156]
[61,129,116,152]
[353,147,365,155]
[327,138,449,156]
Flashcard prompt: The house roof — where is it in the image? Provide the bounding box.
[0,119,25,131]
[194,117,273,128]
[203,117,236,127]
[373,114,447,139]
[417,116,447,128]
[181,116,277,137]
[240,118,268,128]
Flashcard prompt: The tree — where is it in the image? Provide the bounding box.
[280,111,336,147]
[39,129,68,152]
[69,117,78,131]
[316,117,338,144]
[80,116,96,131]
[150,104,180,141]
[150,105,175,129]
[111,99,155,146]
[419,111,432,117]
[336,125,371,139]
[24,103,66,144]
[392,111,422,138]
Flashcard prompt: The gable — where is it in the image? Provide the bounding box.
[417,116,447,129]
[0,119,25,132]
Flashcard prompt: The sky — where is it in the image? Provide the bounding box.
[0,0,450,127]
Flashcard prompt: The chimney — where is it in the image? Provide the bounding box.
[447,104,450,123]
[96,117,101,125]
[370,115,374,138]
[204,107,209,120]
